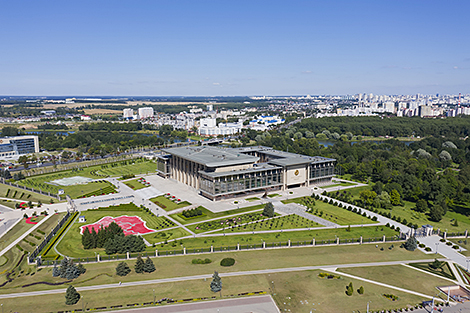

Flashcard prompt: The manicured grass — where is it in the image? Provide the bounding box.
[98,161,158,177]
[187,211,268,234]
[283,196,376,225]
[150,195,191,212]
[0,243,433,294]
[169,204,265,225]
[322,181,356,188]
[211,214,321,233]
[339,264,452,296]
[123,178,148,190]
[267,193,281,198]
[155,225,399,251]
[449,238,470,256]
[0,216,44,252]
[142,228,192,245]
[0,269,426,313]
[408,261,456,280]
[0,183,53,204]
[55,203,176,258]
[16,159,155,197]
[245,197,260,202]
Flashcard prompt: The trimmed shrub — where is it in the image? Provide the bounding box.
[220,258,235,267]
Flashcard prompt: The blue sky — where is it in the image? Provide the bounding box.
[1,0,469,96]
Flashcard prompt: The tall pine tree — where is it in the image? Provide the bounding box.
[144,257,156,273]
[65,285,80,305]
[135,255,145,273]
[210,271,222,292]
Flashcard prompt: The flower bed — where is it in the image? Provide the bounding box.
[25,216,39,225]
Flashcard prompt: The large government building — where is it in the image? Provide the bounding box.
[157,146,335,201]
[0,135,39,159]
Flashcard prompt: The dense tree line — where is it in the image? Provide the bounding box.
[79,122,143,132]
[82,222,146,254]
[38,131,164,156]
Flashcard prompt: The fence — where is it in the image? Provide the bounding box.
[37,235,403,267]
[0,178,64,201]
[29,211,74,264]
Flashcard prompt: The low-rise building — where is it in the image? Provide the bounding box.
[0,135,39,159]
[157,146,335,201]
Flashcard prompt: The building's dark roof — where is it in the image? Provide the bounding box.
[161,146,259,167]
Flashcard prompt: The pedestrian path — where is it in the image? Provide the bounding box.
[272,201,338,227]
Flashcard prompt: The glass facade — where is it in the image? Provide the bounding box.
[157,157,170,175]
[309,163,335,179]
[10,138,36,155]
[200,168,283,196]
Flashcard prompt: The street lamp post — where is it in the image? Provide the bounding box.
[153,289,155,305]
[81,296,84,312]
[367,301,371,313]
[466,259,470,271]
[435,242,439,255]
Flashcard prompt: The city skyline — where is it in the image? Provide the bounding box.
[1,0,469,96]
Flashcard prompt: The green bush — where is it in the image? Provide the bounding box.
[220,257,235,267]
[192,258,212,264]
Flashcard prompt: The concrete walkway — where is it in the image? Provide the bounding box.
[418,235,470,270]
[273,201,339,227]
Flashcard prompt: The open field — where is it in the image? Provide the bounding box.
[339,264,452,296]
[283,196,376,225]
[169,204,264,225]
[55,204,176,258]
[150,195,191,212]
[155,225,399,251]
[0,269,426,313]
[0,243,434,294]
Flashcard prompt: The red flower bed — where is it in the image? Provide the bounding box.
[25,217,38,224]
[80,215,156,236]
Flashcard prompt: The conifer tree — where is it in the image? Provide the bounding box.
[210,271,222,292]
[116,262,131,276]
[52,263,60,277]
[135,255,145,273]
[144,257,156,273]
[65,285,80,305]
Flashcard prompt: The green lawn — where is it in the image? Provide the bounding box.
[123,178,148,190]
[0,269,426,313]
[16,159,156,198]
[408,261,456,280]
[211,214,321,233]
[339,264,452,297]
[322,181,357,188]
[0,183,55,205]
[282,197,376,225]
[97,161,158,177]
[0,242,433,295]
[245,197,260,202]
[55,203,176,258]
[155,225,399,251]
[150,195,191,212]
[0,217,42,252]
[267,193,281,198]
[142,228,192,245]
[169,204,265,225]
